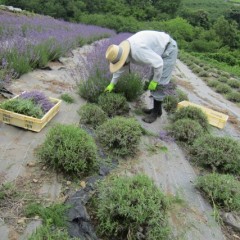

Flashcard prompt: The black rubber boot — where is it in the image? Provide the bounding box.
[142,100,162,123]
[143,100,162,116]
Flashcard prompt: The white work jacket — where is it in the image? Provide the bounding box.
[110,31,171,85]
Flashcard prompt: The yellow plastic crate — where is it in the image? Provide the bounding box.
[177,101,229,129]
[0,95,61,132]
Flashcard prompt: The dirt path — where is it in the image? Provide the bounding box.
[1,44,239,239]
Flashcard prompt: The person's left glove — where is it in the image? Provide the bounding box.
[148,80,158,91]
[105,83,115,92]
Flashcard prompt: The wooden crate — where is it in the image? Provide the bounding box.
[177,101,229,129]
[0,96,61,132]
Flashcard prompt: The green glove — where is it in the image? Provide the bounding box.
[148,80,158,91]
[105,83,115,92]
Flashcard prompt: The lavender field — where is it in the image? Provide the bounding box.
[0,10,115,86]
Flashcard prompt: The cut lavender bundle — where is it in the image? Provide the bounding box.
[19,91,54,113]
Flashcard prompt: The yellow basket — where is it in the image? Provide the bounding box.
[0,95,61,132]
[177,101,229,129]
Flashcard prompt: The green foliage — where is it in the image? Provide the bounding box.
[28,226,73,240]
[213,16,239,49]
[60,93,75,103]
[168,119,205,144]
[0,98,44,118]
[5,49,32,76]
[227,79,240,88]
[96,116,142,157]
[198,71,209,77]
[98,93,129,117]
[78,68,110,103]
[196,173,240,211]
[163,89,188,113]
[218,76,228,83]
[206,79,219,88]
[92,174,170,239]
[176,89,189,102]
[226,91,240,103]
[115,73,144,101]
[171,106,209,131]
[78,103,107,128]
[215,83,232,94]
[25,203,69,227]
[37,124,98,175]
[190,135,240,174]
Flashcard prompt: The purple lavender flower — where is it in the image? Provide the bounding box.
[159,130,175,142]
[19,91,54,113]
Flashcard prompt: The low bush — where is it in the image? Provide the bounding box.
[190,135,240,174]
[218,76,228,83]
[171,106,209,131]
[25,203,69,227]
[168,119,205,144]
[96,116,142,157]
[192,66,202,74]
[206,79,219,88]
[115,73,144,101]
[163,89,188,113]
[176,89,189,102]
[227,79,240,88]
[78,103,107,128]
[196,173,240,211]
[163,95,178,113]
[215,83,232,94]
[78,69,110,103]
[91,174,170,240]
[60,93,75,103]
[198,71,209,77]
[226,91,240,103]
[98,93,129,117]
[37,124,98,175]
[29,226,73,240]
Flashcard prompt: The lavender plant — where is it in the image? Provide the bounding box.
[0,11,115,80]
[19,91,54,113]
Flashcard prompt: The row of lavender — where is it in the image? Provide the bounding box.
[0,10,115,85]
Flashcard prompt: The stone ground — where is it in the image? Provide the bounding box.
[0,43,240,240]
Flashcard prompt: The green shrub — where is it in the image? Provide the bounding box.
[60,93,74,103]
[78,69,110,103]
[0,98,44,118]
[215,83,232,94]
[206,79,219,88]
[168,119,205,144]
[203,66,210,71]
[190,135,240,174]
[78,103,107,128]
[163,95,178,113]
[198,71,209,77]
[115,73,144,101]
[192,66,202,73]
[218,76,228,83]
[25,203,69,227]
[37,124,98,175]
[96,117,142,157]
[176,89,189,102]
[98,93,129,117]
[163,89,188,113]
[92,174,170,239]
[29,226,73,240]
[196,173,240,211]
[171,106,209,131]
[227,79,240,88]
[226,91,240,103]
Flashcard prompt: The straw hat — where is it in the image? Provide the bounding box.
[105,40,130,73]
